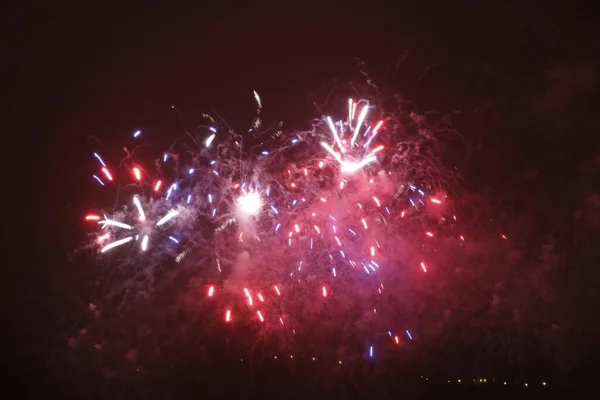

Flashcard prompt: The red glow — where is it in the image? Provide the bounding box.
[85,215,100,221]
[394,336,399,344]
[290,182,296,188]
[154,180,163,192]
[101,167,113,181]
[133,167,142,181]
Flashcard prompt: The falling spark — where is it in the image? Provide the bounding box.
[101,167,113,181]
[322,286,327,297]
[100,236,133,253]
[205,133,216,147]
[92,175,105,186]
[133,167,142,181]
[132,195,146,221]
[156,209,180,226]
[98,219,133,230]
[208,286,215,297]
[257,311,264,322]
[421,262,427,272]
[326,116,345,152]
[140,234,149,251]
[93,153,106,166]
[351,104,369,146]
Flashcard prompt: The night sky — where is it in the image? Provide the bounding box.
[6,2,600,398]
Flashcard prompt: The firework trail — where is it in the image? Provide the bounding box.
[83,92,463,357]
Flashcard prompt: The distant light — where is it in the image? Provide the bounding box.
[188,168,194,174]
[369,346,373,357]
[209,126,217,133]
[133,130,141,138]
[168,236,179,243]
[207,286,214,297]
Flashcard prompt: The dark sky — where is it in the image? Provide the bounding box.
[6,1,600,396]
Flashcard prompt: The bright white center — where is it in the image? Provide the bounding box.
[238,192,262,215]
